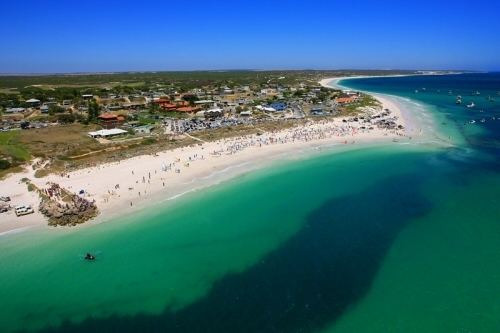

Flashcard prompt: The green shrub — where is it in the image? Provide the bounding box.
[0,159,11,169]
[141,138,156,145]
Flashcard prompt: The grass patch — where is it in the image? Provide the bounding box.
[141,138,157,145]
[17,124,101,159]
[0,131,31,161]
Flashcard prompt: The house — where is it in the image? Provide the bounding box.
[88,128,128,138]
[240,111,253,117]
[342,90,359,96]
[175,106,201,113]
[255,105,272,112]
[269,102,287,112]
[154,99,189,110]
[25,99,41,107]
[335,97,358,105]
[260,88,278,97]
[310,105,325,115]
[194,100,215,107]
[5,107,26,113]
[42,101,58,113]
[204,108,223,119]
[133,125,155,134]
[82,94,94,100]
[98,113,125,129]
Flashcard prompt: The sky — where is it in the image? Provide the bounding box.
[1,0,499,73]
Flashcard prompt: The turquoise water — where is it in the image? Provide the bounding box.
[1,74,499,332]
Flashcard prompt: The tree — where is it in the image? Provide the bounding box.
[149,102,160,114]
[0,159,11,170]
[57,113,76,124]
[87,100,101,123]
[48,105,65,115]
[182,94,198,107]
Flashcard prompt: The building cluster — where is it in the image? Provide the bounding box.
[1,80,363,136]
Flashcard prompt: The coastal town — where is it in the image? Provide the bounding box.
[0,71,411,233]
[4,2,499,332]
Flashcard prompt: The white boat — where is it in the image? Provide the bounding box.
[414,89,419,94]
[480,118,486,123]
[466,102,475,108]
[469,120,476,124]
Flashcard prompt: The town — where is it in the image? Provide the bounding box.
[0,70,409,179]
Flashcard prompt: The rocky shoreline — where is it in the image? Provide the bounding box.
[28,181,99,226]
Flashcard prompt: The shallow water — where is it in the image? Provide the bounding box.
[1,74,499,332]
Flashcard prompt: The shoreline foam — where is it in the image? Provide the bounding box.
[320,76,456,145]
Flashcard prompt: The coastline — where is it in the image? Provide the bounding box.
[0,77,425,236]
[320,76,457,146]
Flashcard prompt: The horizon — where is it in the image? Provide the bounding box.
[1,0,500,73]
[0,68,472,76]
[0,69,488,77]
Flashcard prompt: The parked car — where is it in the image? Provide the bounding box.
[0,196,11,202]
[14,205,34,217]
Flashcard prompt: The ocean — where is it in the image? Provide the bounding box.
[0,73,499,333]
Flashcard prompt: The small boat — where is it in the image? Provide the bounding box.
[414,89,419,94]
[480,118,486,123]
[448,90,453,95]
[475,91,480,95]
[469,120,476,124]
[84,253,96,261]
[466,102,475,108]
[456,96,462,104]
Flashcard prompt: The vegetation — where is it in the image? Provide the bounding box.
[0,70,418,90]
[86,99,101,123]
[48,105,65,115]
[339,94,381,116]
[0,159,11,169]
[0,130,31,162]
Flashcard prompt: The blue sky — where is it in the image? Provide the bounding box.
[1,0,499,73]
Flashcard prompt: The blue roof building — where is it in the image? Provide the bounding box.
[269,102,287,112]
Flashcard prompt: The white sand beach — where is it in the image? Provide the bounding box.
[0,81,415,235]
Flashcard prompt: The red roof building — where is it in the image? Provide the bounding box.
[175,106,201,113]
[98,113,125,129]
[154,99,190,110]
[335,97,358,104]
